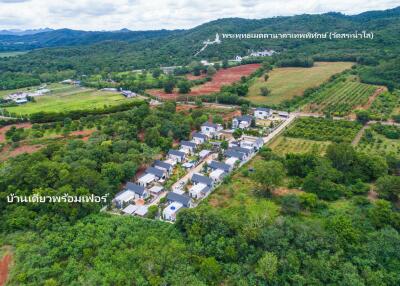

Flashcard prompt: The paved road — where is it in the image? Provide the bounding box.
[263,113,297,144]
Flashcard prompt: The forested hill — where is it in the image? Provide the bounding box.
[0,6,399,89]
[0,28,182,51]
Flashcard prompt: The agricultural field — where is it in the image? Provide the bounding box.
[4,85,138,115]
[0,51,27,57]
[269,136,331,155]
[301,76,379,116]
[147,63,261,100]
[368,90,400,121]
[246,62,354,105]
[357,126,400,156]
[284,117,362,143]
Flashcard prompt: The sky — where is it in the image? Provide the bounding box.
[0,0,399,31]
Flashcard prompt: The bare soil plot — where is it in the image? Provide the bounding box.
[148,64,261,100]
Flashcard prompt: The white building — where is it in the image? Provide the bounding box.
[189,183,210,199]
[254,107,272,119]
[180,141,197,154]
[201,122,223,137]
[225,157,238,167]
[240,136,264,151]
[192,132,207,145]
[250,50,276,57]
[168,149,186,163]
[137,173,156,187]
[232,115,253,129]
[209,169,226,183]
[163,202,183,221]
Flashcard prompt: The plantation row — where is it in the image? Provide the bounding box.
[284,117,362,143]
[368,90,400,121]
[302,79,377,116]
[269,136,331,155]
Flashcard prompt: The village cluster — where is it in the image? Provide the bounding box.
[111,107,289,222]
[4,86,50,104]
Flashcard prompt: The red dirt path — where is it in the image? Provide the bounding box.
[0,249,12,286]
[0,123,32,143]
[148,64,261,100]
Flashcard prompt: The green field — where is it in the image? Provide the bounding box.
[5,85,137,115]
[269,136,331,155]
[357,125,400,155]
[247,62,354,105]
[301,77,378,116]
[0,51,28,58]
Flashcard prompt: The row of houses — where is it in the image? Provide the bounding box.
[5,87,50,104]
[232,108,289,130]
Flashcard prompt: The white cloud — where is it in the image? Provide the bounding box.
[0,0,397,30]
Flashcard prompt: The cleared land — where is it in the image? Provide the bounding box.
[269,136,331,155]
[301,77,379,116]
[4,85,137,115]
[147,64,261,100]
[247,62,354,105]
[0,51,27,58]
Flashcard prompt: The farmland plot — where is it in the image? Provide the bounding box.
[269,136,331,155]
[302,80,377,116]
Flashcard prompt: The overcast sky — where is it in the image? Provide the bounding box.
[0,0,399,31]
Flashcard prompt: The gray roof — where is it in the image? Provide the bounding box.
[191,173,213,187]
[193,132,207,139]
[202,122,219,129]
[145,167,165,178]
[153,160,173,170]
[209,160,231,172]
[225,149,245,160]
[125,182,145,195]
[167,192,191,207]
[181,140,197,148]
[256,107,271,112]
[168,149,186,158]
[231,146,252,155]
[234,115,253,123]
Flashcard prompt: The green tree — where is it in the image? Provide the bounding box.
[207,65,217,76]
[375,175,400,202]
[251,160,285,194]
[178,81,191,94]
[260,87,270,96]
[255,252,278,282]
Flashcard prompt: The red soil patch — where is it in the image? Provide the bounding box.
[0,123,32,143]
[186,73,207,80]
[0,144,43,161]
[176,104,198,113]
[272,188,303,196]
[0,249,12,286]
[148,64,261,100]
[69,129,95,141]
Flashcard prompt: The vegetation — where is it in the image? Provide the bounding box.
[269,136,331,155]
[301,75,378,116]
[284,117,362,143]
[247,62,353,105]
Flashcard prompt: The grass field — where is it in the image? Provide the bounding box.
[247,62,354,105]
[5,85,137,115]
[0,51,27,58]
[269,136,331,155]
[301,77,378,116]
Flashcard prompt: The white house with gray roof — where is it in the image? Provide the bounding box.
[180,140,197,154]
[254,107,272,119]
[168,149,186,163]
[192,132,207,145]
[232,115,253,129]
[200,122,223,137]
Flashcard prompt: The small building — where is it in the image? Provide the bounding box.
[121,90,136,98]
[134,205,148,217]
[191,173,213,188]
[232,115,253,129]
[168,149,186,163]
[145,166,167,180]
[225,157,238,167]
[200,122,223,137]
[250,50,276,57]
[15,98,28,104]
[153,160,174,175]
[101,88,118,92]
[225,149,247,161]
[166,192,192,208]
[122,204,139,215]
[208,160,232,173]
[192,132,207,145]
[231,146,253,156]
[113,190,136,209]
[198,149,211,159]
[180,140,197,154]
[189,183,211,199]
[163,202,183,221]
[125,182,149,199]
[182,162,195,169]
[254,107,272,119]
[149,185,164,196]
[278,111,289,118]
[137,173,156,187]
[240,137,264,151]
[209,169,226,183]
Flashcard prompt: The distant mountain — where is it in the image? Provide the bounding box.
[0,28,54,36]
[0,28,182,51]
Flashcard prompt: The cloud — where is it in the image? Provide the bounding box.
[0,0,398,30]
